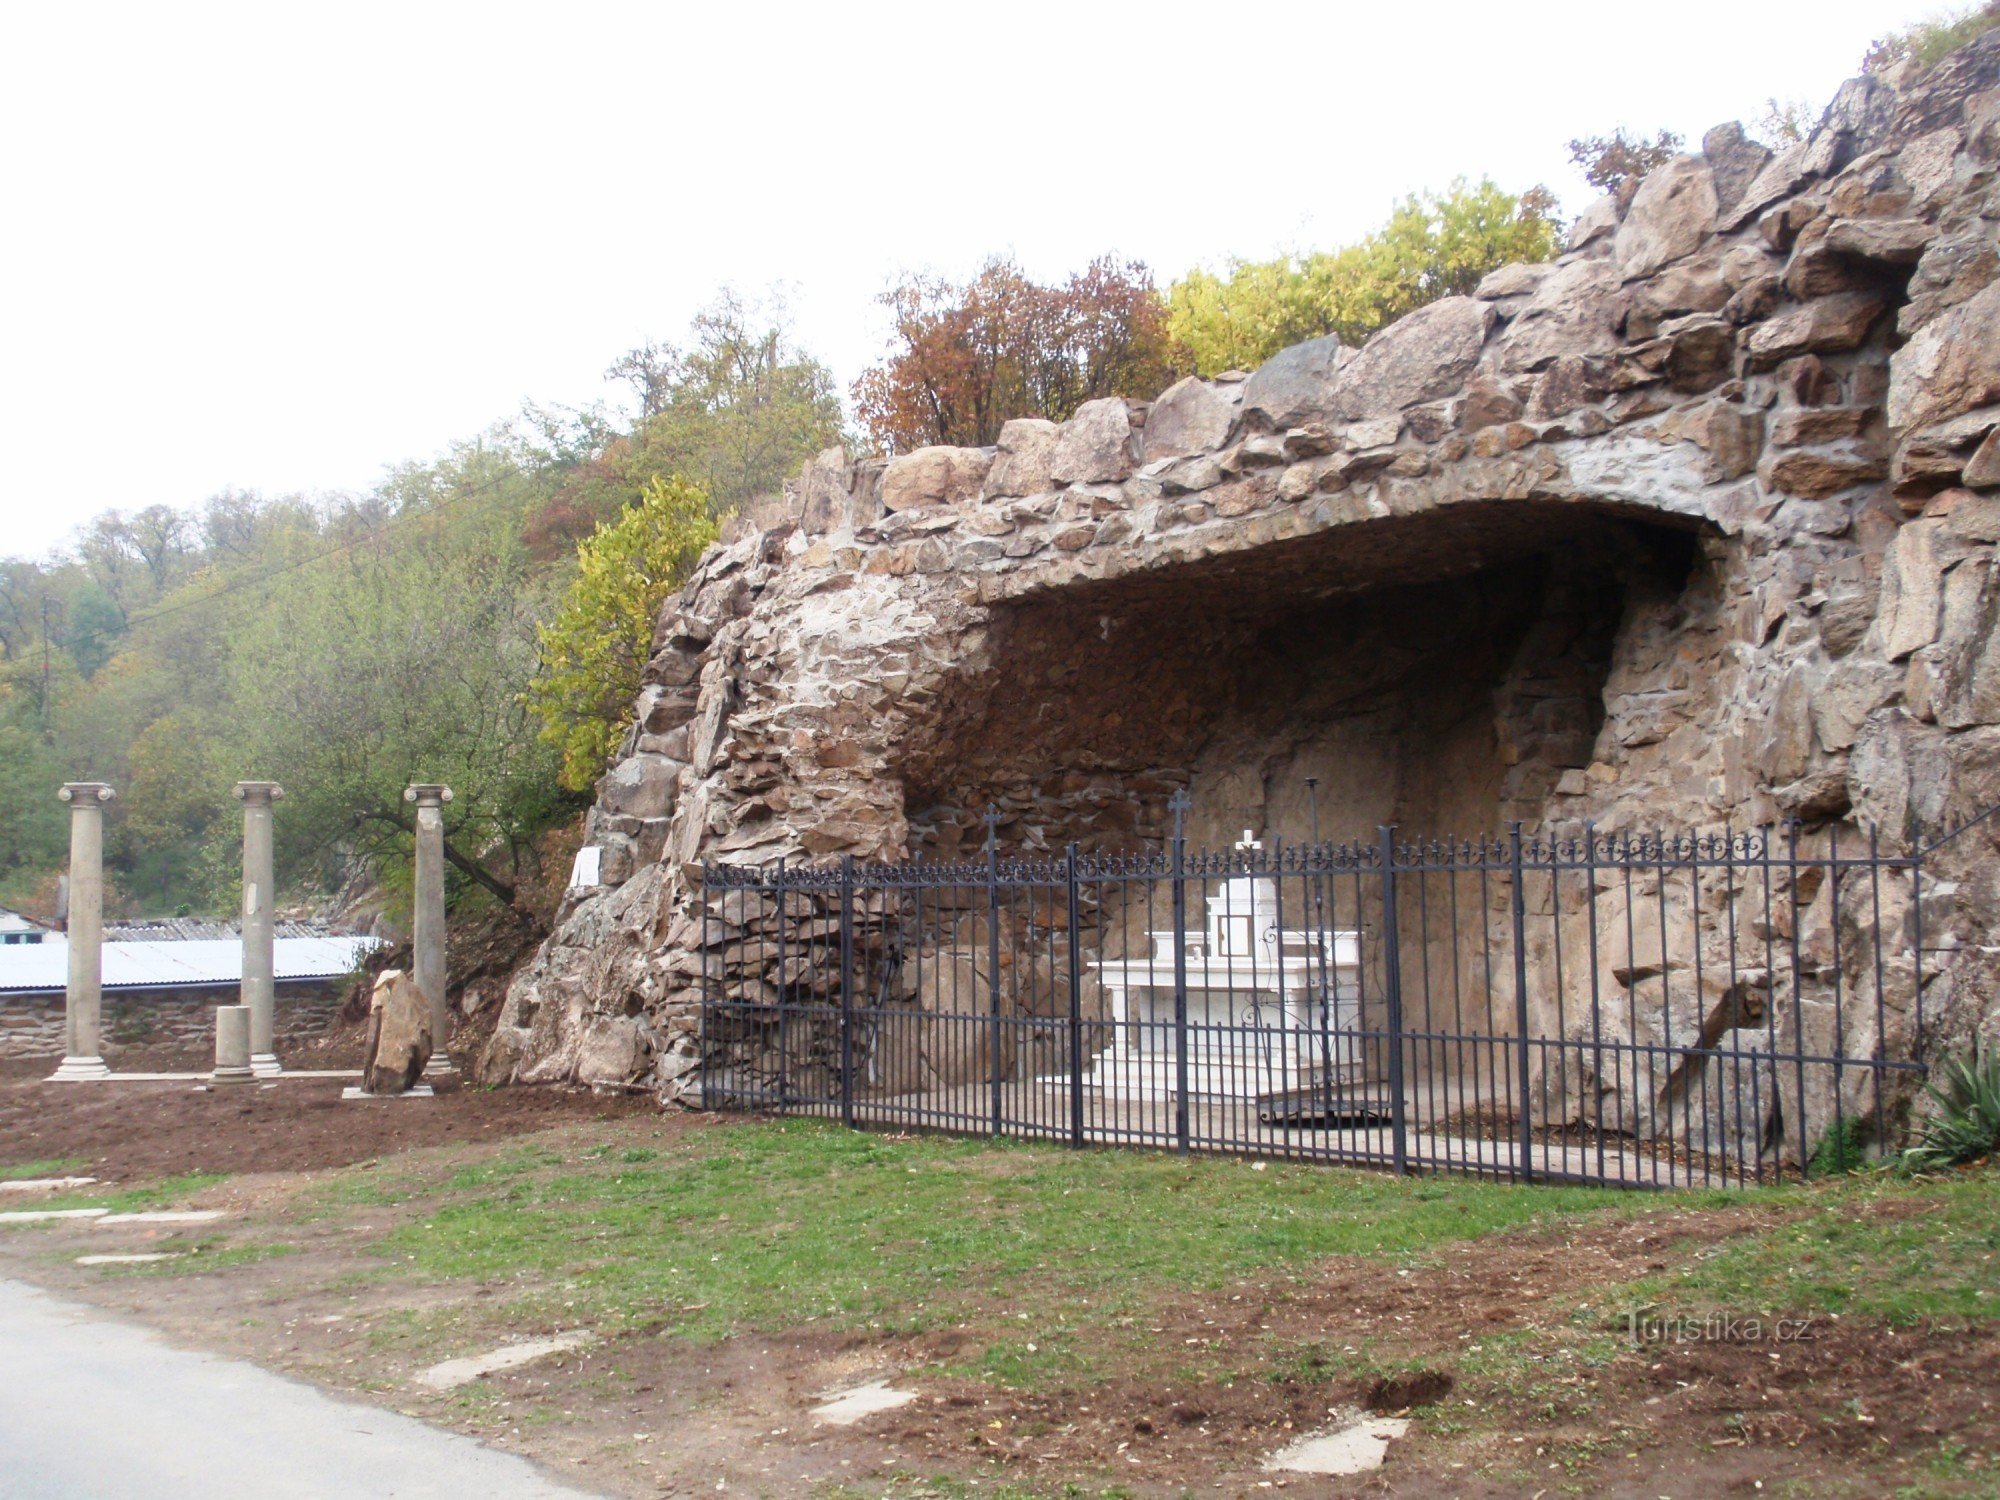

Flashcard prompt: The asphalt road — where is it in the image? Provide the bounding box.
[0,1277,602,1499]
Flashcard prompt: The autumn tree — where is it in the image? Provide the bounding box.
[1566,128,1684,200]
[1167,178,1561,376]
[853,256,1175,453]
[528,475,718,792]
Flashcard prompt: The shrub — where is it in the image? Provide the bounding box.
[1900,1041,2000,1173]
[1809,1114,1872,1177]
[528,475,718,792]
[1863,3,2000,76]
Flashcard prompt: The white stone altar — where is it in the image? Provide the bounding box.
[1080,835,1363,1101]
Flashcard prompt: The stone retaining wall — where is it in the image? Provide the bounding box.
[0,985,345,1060]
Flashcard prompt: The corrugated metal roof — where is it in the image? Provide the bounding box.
[0,936,382,996]
[104,917,354,941]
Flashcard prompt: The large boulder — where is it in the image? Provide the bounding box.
[1050,398,1134,484]
[1141,377,1235,461]
[1241,335,1346,428]
[1495,258,1626,372]
[1891,280,2000,433]
[362,970,432,1095]
[985,418,1061,497]
[880,446,992,512]
[1614,155,1719,280]
[598,754,677,820]
[1701,122,1772,218]
[576,1015,653,1089]
[1331,296,1493,420]
[1746,292,1886,368]
[795,447,853,535]
[1823,217,1937,267]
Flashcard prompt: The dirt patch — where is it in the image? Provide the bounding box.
[0,1062,657,1179]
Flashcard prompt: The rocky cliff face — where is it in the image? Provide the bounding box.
[484,39,2000,1117]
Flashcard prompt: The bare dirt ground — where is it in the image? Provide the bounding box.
[0,1058,655,1178]
[1,1066,1994,1498]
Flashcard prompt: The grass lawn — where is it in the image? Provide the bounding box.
[337,1120,1660,1371]
[7,1103,1998,1495]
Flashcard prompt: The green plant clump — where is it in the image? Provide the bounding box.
[1809,1114,1873,1177]
[1902,1041,2000,1173]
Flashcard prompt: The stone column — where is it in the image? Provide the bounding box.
[235,781,285,1077]
[211,1005,253,1087]
[48,782,114,1082]
[405,784,454,1076]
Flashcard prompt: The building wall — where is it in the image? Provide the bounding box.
[0,984,345,1060]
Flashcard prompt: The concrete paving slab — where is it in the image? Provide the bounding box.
[416,1332,596,1391]
[0,1208,110,1225]
[75,1254,178,1266]
[95,1211,225,1225]
[811,1379,918,1425]
[341,1084,436,1100]
[0,1178,99,1193]
[1265,1414,1410,1475]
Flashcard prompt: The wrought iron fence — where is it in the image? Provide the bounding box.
[699,792,1939,1188]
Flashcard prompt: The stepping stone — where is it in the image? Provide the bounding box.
[415,1332,595,1391]
[94,1211,225,1226]
[810,1380,917,1426]
[0,1208,110,1224]
[0,1178,98,1193]
[76,1253,178,1266]
[1265,1415,1410,1476]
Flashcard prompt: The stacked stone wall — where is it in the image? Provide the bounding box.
[0,985,345,1060]
[483,39,2000,1154]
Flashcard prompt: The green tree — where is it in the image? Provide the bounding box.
[1167,178,1561,376]
[0,699,67,902]
[528,476,718,793]
[609,292,846,514]
[209,518,567,905]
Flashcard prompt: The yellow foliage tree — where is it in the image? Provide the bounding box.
[1167,178,1561,376]
[528,476,718,792]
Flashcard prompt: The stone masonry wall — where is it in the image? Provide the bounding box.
[485,40,2000,1153]
[0,985,344,1060]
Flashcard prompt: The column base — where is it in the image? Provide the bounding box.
[422,1053,456,1078]
[209,1065,255,1087]
[47,1056,111,1082]
[341,1084,436,1101]
[250,1055,283,1079]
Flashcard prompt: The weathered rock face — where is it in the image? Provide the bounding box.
[363,970,431,1095]
[487,41,2000,1151]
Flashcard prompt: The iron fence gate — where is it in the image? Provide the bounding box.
[699,794,1942,1188]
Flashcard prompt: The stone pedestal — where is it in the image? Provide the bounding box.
[47,782,114,1083]
[405,784,455,1076]
[234,781,285,1077]
[211,1005,253,1087]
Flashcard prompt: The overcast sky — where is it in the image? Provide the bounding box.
[0,0,1946,562]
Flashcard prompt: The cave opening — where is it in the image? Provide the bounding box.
[895,501,1704,860]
